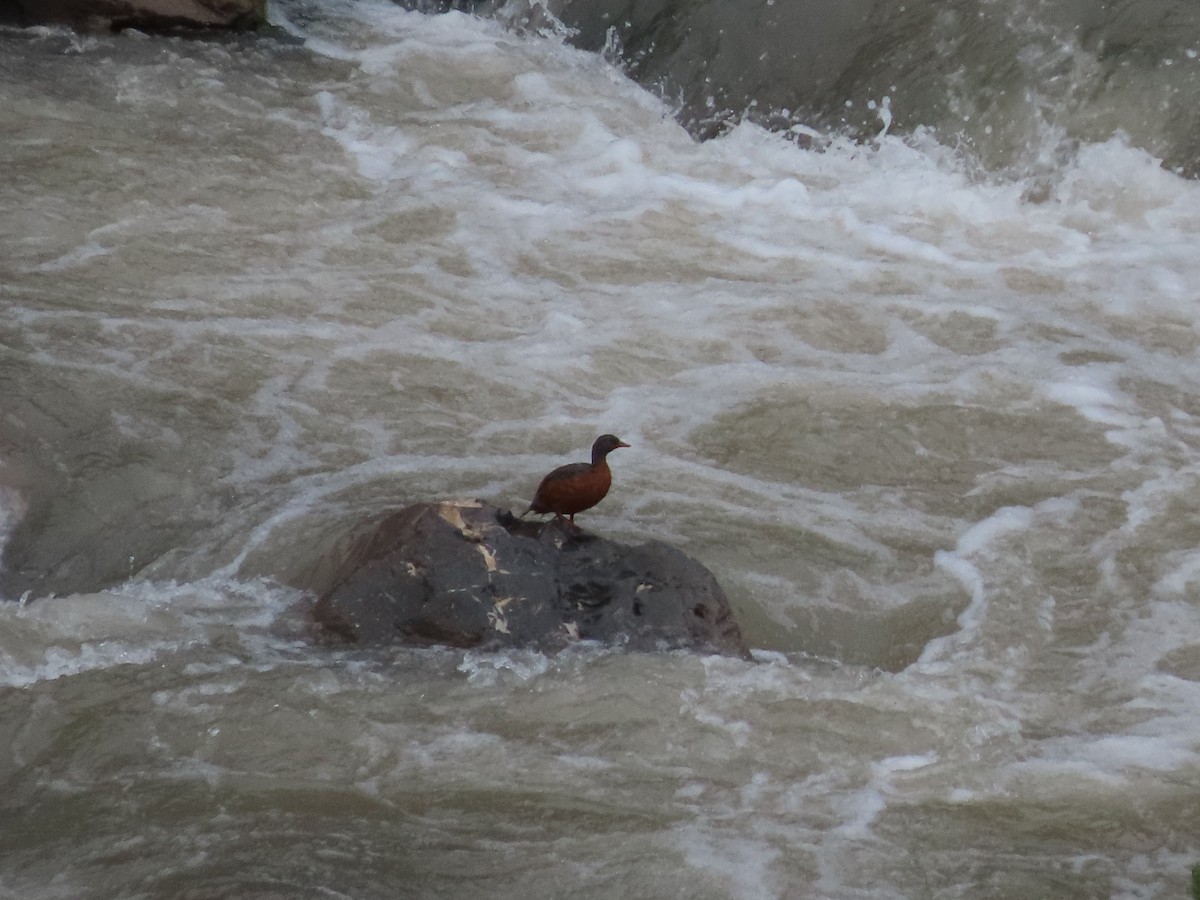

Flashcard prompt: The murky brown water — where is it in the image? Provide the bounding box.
[2,3,1200,896]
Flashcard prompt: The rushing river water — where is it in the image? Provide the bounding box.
[3,1,1200,896]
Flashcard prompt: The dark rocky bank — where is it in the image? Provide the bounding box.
[0,0,265,31]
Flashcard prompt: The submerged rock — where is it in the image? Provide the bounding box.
[0,0,266,31]
[312,500,748,657]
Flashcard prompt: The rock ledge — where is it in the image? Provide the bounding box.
[1,0,266,32]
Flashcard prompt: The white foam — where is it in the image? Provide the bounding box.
[1042,379,1143,431]
[458,647,552,684]
[953,505,1037,557]
[1153,551,1200,596]
[1,639,172,689]
[35,241,110,272]
[674,821,782,900]
[0,578,302,688]
[918,506,1037,668]
[315,89,416,184]
[833,752,940,839]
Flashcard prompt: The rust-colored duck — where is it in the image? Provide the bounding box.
[523,434,630,525]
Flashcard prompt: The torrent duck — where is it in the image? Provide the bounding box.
[523,434,630,525]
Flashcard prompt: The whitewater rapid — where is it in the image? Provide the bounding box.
[2,2,1200,896]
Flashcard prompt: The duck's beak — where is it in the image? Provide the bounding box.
[617,440,631,448]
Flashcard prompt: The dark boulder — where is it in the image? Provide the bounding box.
[312,500,748,658]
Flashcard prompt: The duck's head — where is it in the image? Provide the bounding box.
[592,434,630,462]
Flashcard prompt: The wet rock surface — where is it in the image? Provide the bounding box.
[0,0,266,32]
[312,500,748,657]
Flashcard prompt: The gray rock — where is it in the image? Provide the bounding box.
[312,500,748,657]
[1,0,266,31]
